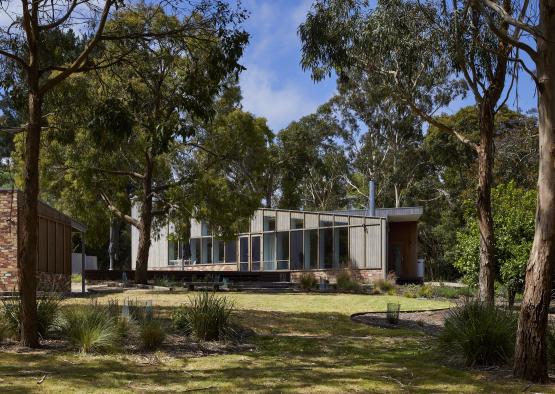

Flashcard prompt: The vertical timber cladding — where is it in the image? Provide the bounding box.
[36,201,72,277]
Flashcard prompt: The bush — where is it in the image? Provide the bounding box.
[417,284,433,298]
[432,285,474,299]
[336,270,360,292]
[185,291,234,341]
[373,278,396,294]
[299,273,318,291]
[439,301,517,366]
[139,319,165,350]
[171,308,192,336]
[1,292,62,339]
[60,303,119,353]
[0,319,11,343]
[402,284,419,298]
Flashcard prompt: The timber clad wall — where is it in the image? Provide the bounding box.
[0,191,19,290]
[0,190,72,292]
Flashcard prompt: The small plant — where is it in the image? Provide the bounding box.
[373,278,396,294]
[171,308,192,336]
[0,319,11,343]
[417,284,433,298]
[402,284,419,298]
[335,270,361,292]
[299,273,318,291]
[432,286,474,299]
[60,303,119,353]
[139,319,165,350]
[439,301,517,366]
[1,292,62,339]
[185,291,234,341]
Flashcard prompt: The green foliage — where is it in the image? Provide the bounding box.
[402,284,419,298]
[171,308,192,336]
[432,286,474,299]
[335,270,361,292]
[417,285,433,298]
[0,318,11,343]
[139,319,166,350]
[454,182,536,295]
[60,304,119,353]
[182,292,234,341]
[1,292,63,339]
[439,301,517,366]
[299,273,318,291]
[547,323,555,366]
[373,278,396,294]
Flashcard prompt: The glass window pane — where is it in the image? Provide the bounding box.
[201,238,212,264]
[290,231,303,270]
[334,227,349,268]
[304,229,318,269]
[263,233,276,270]
[201,222,210,236]
[263,214,276,231]
[213,239,224,263]
[168,240,178,264]
[239,237,249,271]
[190,238,200,264]
[334,216,349,226]
[252,236,261,271]
[291,217,304,229]
[319,228,333,269]
[276,232,289,270]
[225,240,237,263]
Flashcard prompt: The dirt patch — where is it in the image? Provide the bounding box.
[352,309,449,336]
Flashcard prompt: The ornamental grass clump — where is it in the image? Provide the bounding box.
[60,303,119,353]
[439,300,517,366]
[184,291,234,341]
[299,273,318,291]
[139,319,166,350]
[336,270,361,292]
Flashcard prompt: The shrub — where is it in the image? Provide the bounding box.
[299,273,318,291]
[402,284,419,298]
[60,303,119,353]
[139,319,165,350]
[336,270,360,292]
[417,285,433,298]
[185,291,234,341]
[373,278,396,294]
[171,308,192,336]
[1,292,62,339]
[0,319,11,343]
[439,301,517,366]
[432,285,474,299]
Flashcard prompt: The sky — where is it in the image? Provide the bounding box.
[239,0,539,132]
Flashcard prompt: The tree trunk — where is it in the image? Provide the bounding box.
[134,157,153,285]
[476,102,496,305]
[18,91,42,348]
[513,3,555,381]
[108,218,119,270]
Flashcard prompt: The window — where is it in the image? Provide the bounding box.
[201,222,210,236]
[251,235,261,271]
[319,228,333,269]
[213,239,225,263]
[225,240,237,263]
[190,238,200,264]
[239,237,249,271]
[334,227,349,268]
[334,216,349,226]
[276,232,289,270]
[319,215,333,227]
[291,217,304,229]
[263,233,276,270]
[304,229,318,269]
[290,231,303,270]
[168,240,180,265]
[201,238,212,264]
[263,213,276,231]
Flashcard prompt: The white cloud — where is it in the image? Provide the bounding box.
[240,65,321,131]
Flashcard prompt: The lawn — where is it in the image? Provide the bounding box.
[0,291,552,393]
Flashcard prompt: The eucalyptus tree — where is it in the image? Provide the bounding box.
[468,0,555,382]
[299,0,516,304]
[0,0,247,347]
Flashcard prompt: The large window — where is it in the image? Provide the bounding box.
[251,235,261,271]
[225,240,237,263]
[263,233,275,270]
[291,217,304,229]
[168,240,180,265]
[190,238,200,264]
[239,237,249,271]
[304,229,318,269]
[213,239,224,263]
[334,227,349,268]
[263,213,276,231]
[201,238,212,264]
[276,231,289,270]
[290,231,303,270]
[319,228,333,269]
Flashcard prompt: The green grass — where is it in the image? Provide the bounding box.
[0,292,552,393]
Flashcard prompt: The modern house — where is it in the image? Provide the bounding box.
[0,189,86,292]
[131,200,424,283]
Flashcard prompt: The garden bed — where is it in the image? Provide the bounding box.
[351,309,450,336]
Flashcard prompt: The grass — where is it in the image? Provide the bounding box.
[0,291,552,393]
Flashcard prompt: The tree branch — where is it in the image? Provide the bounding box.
[38,0,79,30]
[99,191,140,228]
[89,167,145,179]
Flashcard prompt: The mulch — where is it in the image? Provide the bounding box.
[351,309,450,336]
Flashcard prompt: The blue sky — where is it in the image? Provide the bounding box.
[239,0,538,132]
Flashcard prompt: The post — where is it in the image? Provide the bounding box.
[81,231,86,294]
[368,180,376,217]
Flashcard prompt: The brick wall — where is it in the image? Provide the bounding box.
[0,191,19,291]
[290,268,384,284]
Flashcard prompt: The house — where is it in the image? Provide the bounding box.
[0,189,86,292]
[131,202,423,284]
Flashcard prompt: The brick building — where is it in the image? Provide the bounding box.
[0,189,86,292]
